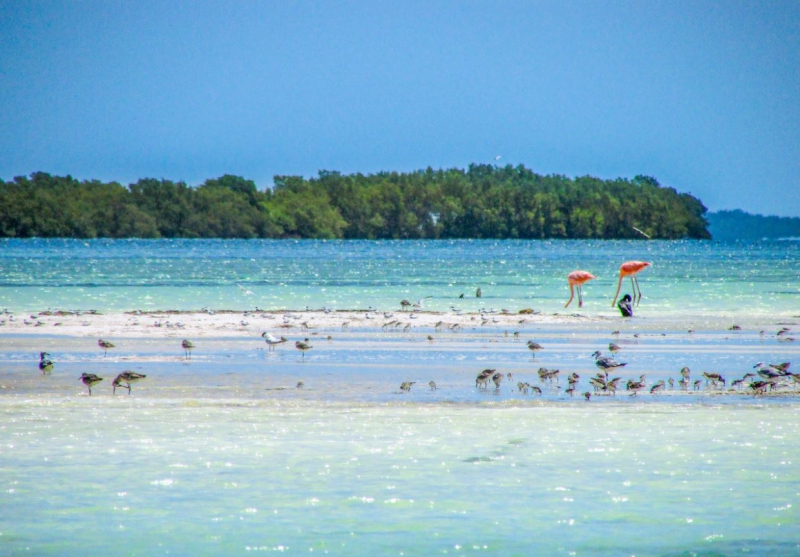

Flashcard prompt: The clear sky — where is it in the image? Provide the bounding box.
[1,1,799,216]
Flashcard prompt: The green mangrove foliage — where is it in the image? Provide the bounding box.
[0,165,710,239]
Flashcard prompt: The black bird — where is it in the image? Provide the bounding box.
[39,352,54,374]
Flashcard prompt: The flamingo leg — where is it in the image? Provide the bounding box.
[612,275,624,307]
[565,284,575,308]
[633,276,642,305]
[577,286,584,308]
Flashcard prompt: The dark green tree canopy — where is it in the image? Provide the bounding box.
[0,166,711,239]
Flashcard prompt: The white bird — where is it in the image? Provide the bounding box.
[494,155,502,161]
[262,332,288,351]
[237,284,254,296]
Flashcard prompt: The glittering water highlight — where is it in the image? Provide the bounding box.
[1,238,799,555]
[1,238,799,318]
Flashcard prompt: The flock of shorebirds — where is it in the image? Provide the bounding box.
[395,343,796,399]
[29,309,797,399]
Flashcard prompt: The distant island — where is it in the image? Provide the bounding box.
[706,210,800,241]
[0,166,712,240]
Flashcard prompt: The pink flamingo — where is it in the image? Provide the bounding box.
[612,261,651,307]
[565,270,596,308]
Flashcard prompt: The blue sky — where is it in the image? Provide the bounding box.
[1,1,799,216]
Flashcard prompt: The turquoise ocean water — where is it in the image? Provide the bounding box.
[1,238,798,318]
[1,239,799,555]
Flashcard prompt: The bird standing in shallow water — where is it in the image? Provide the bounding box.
[112,371,146,395]
[565,270,596,308]
[592,351,627,370]
[39,352,54,374]
[475,369,495,389]
[98,339,115,356]
[80,373,103,395]
[612,261,651,307]
[527,340,543,358]
[429,381,437,390]
[295,340,312,360]
[492,372,503,389]
[262,332,287,351]
[181,339,194,359]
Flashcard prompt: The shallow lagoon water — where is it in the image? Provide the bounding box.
[1,238,799,318]
[1,239,799,555]
[2,398,799,556]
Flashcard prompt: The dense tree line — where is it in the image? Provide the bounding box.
[0,165,710,239]
[707,210,800,241]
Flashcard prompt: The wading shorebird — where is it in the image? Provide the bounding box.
[476,369,495,389]
[112,371,147,395]
[39,352,54,374]
[492,372,503,389]
[181,339,195,359]
[527,340,543,358]
[650,380,666,395]
[400,381,415,392]
[262,332,288,351]
[98,339,115,356]
[295,340,312,360]
[80,373,103,395]
[612,261,651,307]
[429,381,437,391]
[626,378,646,396]
[592,351,627,370]
[565,270,596,308]
[608,342,621,353]
[296,381,304,389]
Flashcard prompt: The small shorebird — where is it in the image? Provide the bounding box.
[112,371,147,395]
[39,352,54,374]
[475,369,495,389]
[626,378,646,396]
[295,340,312,360]
[650,380,666,395]
[565,270,596,308]
[80,373,103,395]
[98,339,115,356]
[754,362,791,380]
[538,367,560,383]
[611,261,651,307]
[262,332,288,351]
[400,381,415,392]
[592,351,627,370]
[608,342,621,353]
[181,339,195,359]
[702,372,726,388]
[296,381,304,389]
[492,372,503,389]
[527,340,543,358]
[400,299,411,310]
[429,381,437,390]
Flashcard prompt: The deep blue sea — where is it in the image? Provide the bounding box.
[1,239,799,556]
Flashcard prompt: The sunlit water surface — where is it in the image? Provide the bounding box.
[1,238,798,318]
[2,239,799,555]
